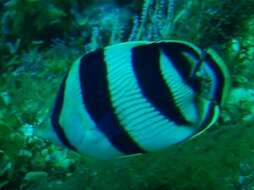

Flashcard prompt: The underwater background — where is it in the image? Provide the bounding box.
[0,0,254,189]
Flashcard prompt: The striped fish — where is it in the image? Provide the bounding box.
[38,40,230,159]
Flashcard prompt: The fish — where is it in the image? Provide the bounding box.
[37,40,230,159]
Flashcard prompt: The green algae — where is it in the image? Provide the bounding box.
[0,0,254,189]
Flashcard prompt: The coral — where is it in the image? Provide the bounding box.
[198,0,254,48]
[128,0,176,41]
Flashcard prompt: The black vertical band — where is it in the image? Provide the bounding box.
[51,75,77,151]
[159,42,202,92]
[132,43,189,125]
[79,49,146,154]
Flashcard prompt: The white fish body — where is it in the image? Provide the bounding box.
[37,40,230,159]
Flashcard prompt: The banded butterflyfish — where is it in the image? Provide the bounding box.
[37,40,230,159]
